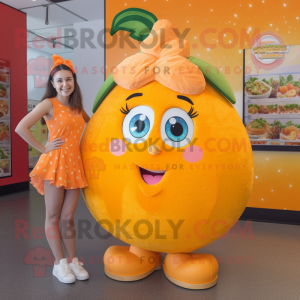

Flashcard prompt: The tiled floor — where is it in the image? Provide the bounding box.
[1,184,300,300]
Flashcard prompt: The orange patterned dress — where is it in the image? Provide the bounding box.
[29,97,88,195]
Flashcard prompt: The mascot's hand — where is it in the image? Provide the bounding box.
[43,138,64,154]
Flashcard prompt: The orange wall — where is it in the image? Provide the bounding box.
[106,0,300,211]
[106,0,300,91]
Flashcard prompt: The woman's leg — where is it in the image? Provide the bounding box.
[60,188,80,262]
[44,180,65,265]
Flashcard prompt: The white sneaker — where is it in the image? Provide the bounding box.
[53,258,76,283]
[69,257,89,280]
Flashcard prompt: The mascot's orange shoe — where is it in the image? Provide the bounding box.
[104,245,162,281]
[163,253,219,289]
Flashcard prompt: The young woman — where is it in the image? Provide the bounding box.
[16,54,90,284]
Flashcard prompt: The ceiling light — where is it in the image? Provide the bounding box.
[52,39,57,48]
[46,6,49,25]
[42,5,49,25]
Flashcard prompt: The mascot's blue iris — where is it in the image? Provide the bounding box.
[129,114,150,138]
[165,117,188,142]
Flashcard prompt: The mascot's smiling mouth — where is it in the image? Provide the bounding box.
[139,167,166,185]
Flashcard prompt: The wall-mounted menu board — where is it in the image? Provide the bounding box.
[244,43,300,151]
[0,59,11,177]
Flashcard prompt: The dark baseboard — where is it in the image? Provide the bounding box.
[240,207,300,225]
[0,181,29,196]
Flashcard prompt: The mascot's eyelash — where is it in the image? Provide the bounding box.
[120,104,130,115]
[187,106,198,118]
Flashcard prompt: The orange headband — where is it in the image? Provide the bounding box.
[50,54,75,74]
[113,19,206,95]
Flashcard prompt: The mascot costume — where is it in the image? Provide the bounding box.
[81,8,254,289]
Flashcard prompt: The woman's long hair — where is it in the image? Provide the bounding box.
[40,64,83,125]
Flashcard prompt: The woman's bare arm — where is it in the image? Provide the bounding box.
[15,99,64,153]
[82,109,90,123]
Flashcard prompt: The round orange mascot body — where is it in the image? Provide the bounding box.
[81,8,254,289]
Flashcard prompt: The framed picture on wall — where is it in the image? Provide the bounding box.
[243,43,300,151]
[0,59,11,177]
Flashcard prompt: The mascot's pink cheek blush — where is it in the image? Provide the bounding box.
[183,146,204,163]
[109,139,127,156]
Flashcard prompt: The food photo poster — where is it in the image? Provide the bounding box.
[244,37,300,149]
[0,59,11,177]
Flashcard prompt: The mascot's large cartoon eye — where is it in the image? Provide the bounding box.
[129,114,150,138]
[165,117,188,142]
[161,108,194,148]
[122,105,154,144]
